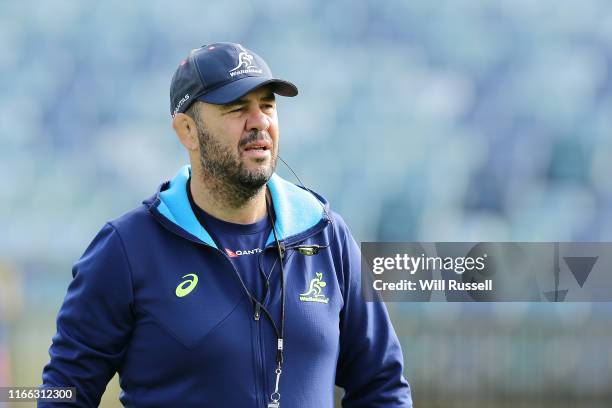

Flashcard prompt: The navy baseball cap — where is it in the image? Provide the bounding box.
[170,42,298,117]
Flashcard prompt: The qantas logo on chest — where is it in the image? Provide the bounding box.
[225,248,263,258]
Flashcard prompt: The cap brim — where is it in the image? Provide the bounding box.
[197,76,298,105]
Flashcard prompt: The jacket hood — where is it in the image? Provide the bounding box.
[149,165,329,248]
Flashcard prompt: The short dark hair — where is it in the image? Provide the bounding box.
[185,101,202,122]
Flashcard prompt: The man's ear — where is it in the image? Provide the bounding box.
[172,113,199,151]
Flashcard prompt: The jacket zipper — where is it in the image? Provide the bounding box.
[210,247,268,408]
[254,302,261,320]
[212,249,269,408]
[253,246,283,408]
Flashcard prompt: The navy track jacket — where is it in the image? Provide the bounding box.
[41,166,412,407]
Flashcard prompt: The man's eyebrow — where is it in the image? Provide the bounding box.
[222,99,249,109]
[221,93,276,109]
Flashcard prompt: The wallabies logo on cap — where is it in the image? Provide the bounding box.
[228,46,262,77]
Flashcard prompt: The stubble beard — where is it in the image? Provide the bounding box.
[195,120,277,208]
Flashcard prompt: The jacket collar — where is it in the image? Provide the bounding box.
[154,165,327,248]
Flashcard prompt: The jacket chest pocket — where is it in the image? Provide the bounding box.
[286,272,342,355]
[136,268,246,349]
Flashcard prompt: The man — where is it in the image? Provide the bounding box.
[41,42,412,407]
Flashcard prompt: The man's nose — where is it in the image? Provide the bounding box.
[246,108,270,132]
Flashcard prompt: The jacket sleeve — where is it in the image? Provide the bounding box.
[334,217,413,408]
[40,223,134,407]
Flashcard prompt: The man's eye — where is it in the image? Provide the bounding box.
[230,107,244,113]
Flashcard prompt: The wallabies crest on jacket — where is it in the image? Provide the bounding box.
[300,272,329,303]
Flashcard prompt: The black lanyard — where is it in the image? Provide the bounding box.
[266,194,285,407]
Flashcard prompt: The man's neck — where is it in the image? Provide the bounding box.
[189,173,268,225]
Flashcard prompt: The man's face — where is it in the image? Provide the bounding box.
[194,86,279,191]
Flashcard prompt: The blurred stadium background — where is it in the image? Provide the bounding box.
[1,0,612,407]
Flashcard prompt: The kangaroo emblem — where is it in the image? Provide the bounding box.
[229,52,256,72]
[299,273,329,303]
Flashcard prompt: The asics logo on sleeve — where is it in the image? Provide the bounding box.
[175,273,199,297]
